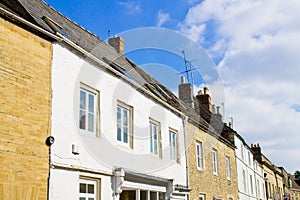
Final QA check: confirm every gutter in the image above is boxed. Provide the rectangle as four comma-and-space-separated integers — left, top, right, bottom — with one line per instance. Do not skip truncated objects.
0, 7, 60, 41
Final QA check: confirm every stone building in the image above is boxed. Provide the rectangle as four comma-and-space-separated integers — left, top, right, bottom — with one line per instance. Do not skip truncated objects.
251, 144, 284, 200
178, 80, 238, 200
0, 1, 54, 199
1, 0, 193, 199
280, 168, 300, 200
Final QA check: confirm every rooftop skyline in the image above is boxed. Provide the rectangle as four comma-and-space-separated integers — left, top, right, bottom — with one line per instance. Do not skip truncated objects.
43, 0, 300, 173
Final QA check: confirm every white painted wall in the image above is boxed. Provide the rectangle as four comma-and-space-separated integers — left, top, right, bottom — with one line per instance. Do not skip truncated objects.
50, 43, 187, 199
235, 135, 265, 200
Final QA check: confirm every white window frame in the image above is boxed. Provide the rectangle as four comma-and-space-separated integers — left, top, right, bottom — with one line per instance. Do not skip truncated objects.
212, 149, 218, 175
199, 194, 206, 200
250, 174, 254, 195
226, 156, 231, 180
79, 178, 98, 200
79, 85, 98, 135
257, 179, 261, 198
149, 119, 161, 156
243, 169, 247, 193
169, 129, 179, 163
196, 141, 204, 170
248, 151, 251, 167
241, 144, 244, 160
117, 101, 133, 147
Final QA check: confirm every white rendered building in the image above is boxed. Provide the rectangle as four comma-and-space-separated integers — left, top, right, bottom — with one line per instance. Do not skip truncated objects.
235, 134, 266, 200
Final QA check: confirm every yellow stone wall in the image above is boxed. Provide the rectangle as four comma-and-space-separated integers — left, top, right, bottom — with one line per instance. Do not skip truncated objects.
264, 165, 284, 200
0, 17, 52, 199
187, 122, 239, 200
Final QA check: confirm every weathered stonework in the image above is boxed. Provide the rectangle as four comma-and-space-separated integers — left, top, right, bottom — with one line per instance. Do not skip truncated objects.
187, 122, 239, 200
0, 17, 52, 199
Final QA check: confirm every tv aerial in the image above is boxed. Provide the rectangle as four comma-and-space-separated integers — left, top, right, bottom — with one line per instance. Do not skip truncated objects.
178, 50, 199, 85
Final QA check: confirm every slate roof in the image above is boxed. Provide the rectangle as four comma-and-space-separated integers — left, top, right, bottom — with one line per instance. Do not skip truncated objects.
0, 0, 235, 146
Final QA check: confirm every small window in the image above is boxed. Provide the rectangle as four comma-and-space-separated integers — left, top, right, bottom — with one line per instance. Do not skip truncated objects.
117, 101, 133, 147
196, 141, 203, 170
241, 144, 244, 160
80, 86, 98, 135
212, 149, 218, 175
199, 194, 206, 200
243, 169, 247, 193
257, 179, 260, 197
226, 156, 231, 180
169, 129, 179, 163
248, 151, 251, 167
79, 178, 98, 200
250, 174, 254, 195
149, 119, 161, 157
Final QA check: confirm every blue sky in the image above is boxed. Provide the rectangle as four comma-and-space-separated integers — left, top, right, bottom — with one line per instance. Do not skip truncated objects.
44, 0, 300, 173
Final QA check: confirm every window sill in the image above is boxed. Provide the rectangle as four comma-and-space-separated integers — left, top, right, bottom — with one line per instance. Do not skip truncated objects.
116, 141, 132, 150
79, 130, 98, 138
197, 167, 204, 171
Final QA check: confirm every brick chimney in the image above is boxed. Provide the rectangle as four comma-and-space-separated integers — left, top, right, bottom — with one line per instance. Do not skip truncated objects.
251, 143, 261, 154
196, 87, 212, 112
178, 76, 195, 109
108, 36, 124, 55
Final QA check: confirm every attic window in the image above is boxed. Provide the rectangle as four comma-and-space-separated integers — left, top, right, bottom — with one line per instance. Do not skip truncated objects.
42, 16, 69, 38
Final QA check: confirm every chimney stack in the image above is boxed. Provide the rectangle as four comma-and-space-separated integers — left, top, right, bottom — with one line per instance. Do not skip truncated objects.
251, 143, 261, 155
196, 87, 212, 112
108, 36, 124, 55
178, 76, 195, 109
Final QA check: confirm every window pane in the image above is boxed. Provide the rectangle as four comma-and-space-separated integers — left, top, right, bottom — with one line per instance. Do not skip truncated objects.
88, 94, 94, 113
88, 198, 94, 200
88, 184, 94, 194
154, 139, 157, 154
150, 191, 157, 200
88, 113, 94, 132
80, 110, 86, 129
80, 90, 86, 109
80, 183, 86, 193
79, 198, 86, 200
117, 125, 122, 141
123, 127, 128, 143
123, 109, 128, 126
150, 131, 153, 153
159, 192, 165, 200
117, 107, 121, 124
140, 190, 148, 200
153, 126, 157, 139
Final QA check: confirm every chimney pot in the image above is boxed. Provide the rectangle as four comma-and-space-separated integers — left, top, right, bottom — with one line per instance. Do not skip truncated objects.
197, 90, 202, 95
216, 106, 220, 114
228, 122, 232, 128
180, 76, 185, 84
203, 87, 209, 95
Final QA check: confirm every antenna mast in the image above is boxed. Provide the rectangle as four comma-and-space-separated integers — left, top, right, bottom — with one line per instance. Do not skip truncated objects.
179, 50, 197, 85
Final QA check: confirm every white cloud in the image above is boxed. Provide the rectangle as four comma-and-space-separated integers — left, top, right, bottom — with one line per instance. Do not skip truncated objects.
156, 10, 170, 27
119, 1, 142, 15
179, 0, 300, 173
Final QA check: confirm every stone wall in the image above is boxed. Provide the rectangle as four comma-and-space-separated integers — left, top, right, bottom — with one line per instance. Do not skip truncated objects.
0, 17, 52, 199
187, 122, 239, 200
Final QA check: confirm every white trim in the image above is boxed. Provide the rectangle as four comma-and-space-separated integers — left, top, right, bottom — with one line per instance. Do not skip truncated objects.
122, 180, 166, 192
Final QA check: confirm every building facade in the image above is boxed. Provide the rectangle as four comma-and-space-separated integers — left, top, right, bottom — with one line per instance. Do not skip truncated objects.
186, 121, 238, 200
252, 144, 284, 200
234, 136, 267, 200
0, 5, 53, 199
178, 81, 238, 200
